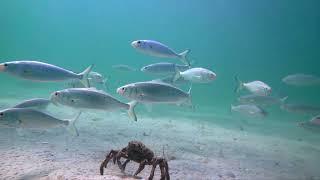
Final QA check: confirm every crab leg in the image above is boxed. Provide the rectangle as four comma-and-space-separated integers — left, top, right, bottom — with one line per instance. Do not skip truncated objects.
159, 160, 170, 180
164, 160, 170, 180
160, 163, 166, 180
148, 161, 158, 180
121, 159, 130, 171
100, 150, 118, 175
134, 159, 147, 176
116, 151, 128, 172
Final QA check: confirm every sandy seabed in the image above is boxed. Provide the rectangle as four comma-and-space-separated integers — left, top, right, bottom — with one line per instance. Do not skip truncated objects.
0, 100, 320, 180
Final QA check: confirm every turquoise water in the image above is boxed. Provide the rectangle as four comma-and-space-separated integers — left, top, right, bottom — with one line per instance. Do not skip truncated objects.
0, 1, 320, 179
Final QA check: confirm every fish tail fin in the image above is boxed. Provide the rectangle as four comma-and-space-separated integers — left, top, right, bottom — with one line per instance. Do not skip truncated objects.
67, 111, 82, 136
127, 101, 138, 121
103, 78, 108, 90
280, 96, 288, 104
185, 84, 195, 110
188, 83, 192, 95
230, 104, 235, 114
178, 49, 191, 66
189, 59, 195, 68
260, 107, 268, 117
234, 75, 243, 93
173, 66, 182, 82
78, 64, 94, 88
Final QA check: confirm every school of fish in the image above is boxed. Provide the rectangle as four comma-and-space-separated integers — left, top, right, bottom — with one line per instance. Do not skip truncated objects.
0, 39, 319, 137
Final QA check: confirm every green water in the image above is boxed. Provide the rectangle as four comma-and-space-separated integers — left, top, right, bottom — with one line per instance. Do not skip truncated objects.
0, 1, 320, 179
1, 0, 319, 124
1, 1, 319, 101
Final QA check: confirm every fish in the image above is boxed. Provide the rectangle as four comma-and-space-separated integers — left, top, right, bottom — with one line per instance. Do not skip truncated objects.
298, 115, 320, 130
65, 72, 107, 89
50, 88, 138, 121
237, 95, 287, 106
282, 74, 320, 86
88, 71, 108, 89
112, 64, 136, 72
0, 61, 93, 87
131, 40, 191, 66
141, 62, 189, 76
231, 104, 267, 118
117, 81, 192, 107
173, 67, 216, 83
12, 98, 50, 110
281, 103, 320, 115
0, 108, 80, 136
309, 115, 320, 126
88, 71, 107, 84
235, 76, 271, 96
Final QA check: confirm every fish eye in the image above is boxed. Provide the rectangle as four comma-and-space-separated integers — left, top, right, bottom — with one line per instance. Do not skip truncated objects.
0, 112, 3, 116
137, 41, 141, 44
122, 87, 125, 91
4, 63, 8, 67
54, 92, 59, 96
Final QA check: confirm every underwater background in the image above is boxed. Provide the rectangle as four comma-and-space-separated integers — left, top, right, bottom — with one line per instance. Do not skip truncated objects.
0, 0, 320, 179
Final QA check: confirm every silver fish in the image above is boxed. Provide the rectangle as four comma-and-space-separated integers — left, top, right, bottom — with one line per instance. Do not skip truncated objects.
173, 67, 216, 83
112, 64, 136, 72
282, 74, 320, 86
231, 104, 267, 118
131, 40, 191, 66
66, 72, 107, 89
308, 115, 320, 126
117, 81, 192, 107
281, 103, 320, 115
0, 108, 80, 135
298, 115, 320, 130
88, 71, 108, 90
0, 61, 93, 87
89, 71, 107, 84
141, 62, 189, 76
237, 95, 287, 106
13, 98, 50, 110
50, 88, 138, 121
235, 76, 271, 96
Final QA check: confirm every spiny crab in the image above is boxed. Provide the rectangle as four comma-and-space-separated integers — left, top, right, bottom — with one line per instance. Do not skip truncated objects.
100, 141, 170, 180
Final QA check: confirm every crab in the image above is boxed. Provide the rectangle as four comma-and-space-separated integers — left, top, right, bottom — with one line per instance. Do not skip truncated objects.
100, 141, 170, 180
